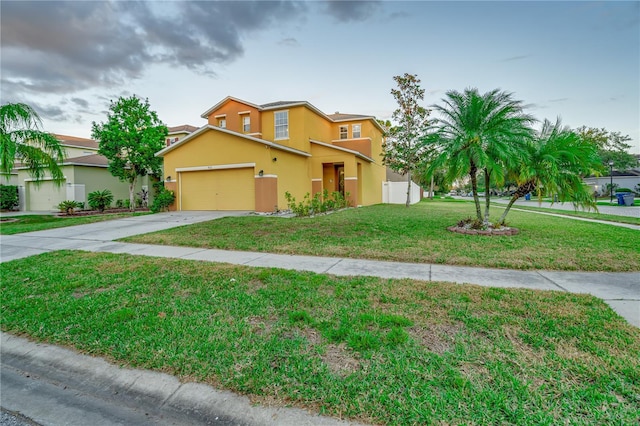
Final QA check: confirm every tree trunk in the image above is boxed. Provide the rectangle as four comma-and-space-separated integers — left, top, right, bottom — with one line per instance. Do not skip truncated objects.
498, 180, 535, 223
484, 169, 491, 224
469, 161, 482, 221
405, 170, 412, 207
429, 174, 434, 200
129, 175, 137, 211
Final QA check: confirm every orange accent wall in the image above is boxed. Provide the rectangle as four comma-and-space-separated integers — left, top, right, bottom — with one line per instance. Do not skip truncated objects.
312, 180, 322, 196
344, 179, 358, 207
206, 99, 261, 135
255, 176, 278, 212
332, 139, 372, 158
164, 181, 177, 211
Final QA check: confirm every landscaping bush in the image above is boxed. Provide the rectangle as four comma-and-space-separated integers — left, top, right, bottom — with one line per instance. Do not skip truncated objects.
0, 185, 19, 210
150, 188, 175, 213
615, 187, 633, 193
115, 199, 125, 209
57, 200, 82, 215
285, 189, 350, 217
87, 189, 114, 213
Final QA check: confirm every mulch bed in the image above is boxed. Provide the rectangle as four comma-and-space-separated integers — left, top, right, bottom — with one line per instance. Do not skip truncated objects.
447, 225, 519, 236
58, 208, 149, 217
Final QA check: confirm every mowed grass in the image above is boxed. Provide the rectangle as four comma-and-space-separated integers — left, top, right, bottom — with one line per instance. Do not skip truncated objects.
0, 212, 150, 235
122, 201, 640, 271
1, 251, 638, 425
493, 203, 640, 226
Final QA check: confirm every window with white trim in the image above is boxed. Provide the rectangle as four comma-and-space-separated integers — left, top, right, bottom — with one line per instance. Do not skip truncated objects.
243, 116, 250, 133
218, 118, 226, 129
352, 124, 361, 138
339, 125, 348, 139
274, 110, 288, 139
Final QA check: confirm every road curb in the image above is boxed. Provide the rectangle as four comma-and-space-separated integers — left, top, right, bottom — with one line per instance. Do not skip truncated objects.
0, 332, 364, 426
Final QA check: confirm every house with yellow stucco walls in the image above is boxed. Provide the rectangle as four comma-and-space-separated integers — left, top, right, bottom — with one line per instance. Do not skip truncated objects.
156, 96, 387, 212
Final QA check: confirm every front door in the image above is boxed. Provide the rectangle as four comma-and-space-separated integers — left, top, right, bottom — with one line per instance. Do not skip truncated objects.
335, 165, 345, 196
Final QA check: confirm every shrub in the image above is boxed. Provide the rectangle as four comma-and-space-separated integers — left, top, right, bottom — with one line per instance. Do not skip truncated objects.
151, 188, 175, 213
57, 200, 81, 215
285, 190, 350, 217
137, 188, 148, 208
0, 185, 19, 210
615, 187, 633, 193
88, 189, 114, 213
115, 199, 125, 209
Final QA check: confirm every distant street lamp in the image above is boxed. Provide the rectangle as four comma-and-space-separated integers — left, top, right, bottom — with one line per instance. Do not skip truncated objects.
609, 160, 614, 204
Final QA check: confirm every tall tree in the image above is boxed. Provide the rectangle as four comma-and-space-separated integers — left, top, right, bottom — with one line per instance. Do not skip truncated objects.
0, 102, 65, 183
92, 96, 167, 211
576, 127, 637, 171
498, 119, 601, 223
428, 88, 535, 223
383, 73, 431, 207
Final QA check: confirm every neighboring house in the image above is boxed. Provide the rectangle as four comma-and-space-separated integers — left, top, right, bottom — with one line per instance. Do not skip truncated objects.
157, 96, 387, 212
383, 168, 423, 204
165, 124, 198, 147
584, 169, 640, 195
14, 134, 151, 211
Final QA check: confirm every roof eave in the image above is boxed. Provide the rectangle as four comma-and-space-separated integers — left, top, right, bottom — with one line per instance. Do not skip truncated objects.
309, 139, 375, 163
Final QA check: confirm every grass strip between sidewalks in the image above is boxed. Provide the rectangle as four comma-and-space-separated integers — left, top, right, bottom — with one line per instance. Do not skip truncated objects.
122, 202, 640, 272
491, 203, 640, 226
0, 212, 150, 235
2, 251, 639, 425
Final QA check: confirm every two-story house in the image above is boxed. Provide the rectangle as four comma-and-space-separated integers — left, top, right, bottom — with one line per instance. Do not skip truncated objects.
157, 96, 387, 212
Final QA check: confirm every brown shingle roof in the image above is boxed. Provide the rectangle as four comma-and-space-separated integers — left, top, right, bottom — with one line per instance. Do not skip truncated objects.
62, 154, 109, 167
327, 113, 372, 121
168, 124, 198, 134
260, 101, 304, 109
54, 134, 99, 149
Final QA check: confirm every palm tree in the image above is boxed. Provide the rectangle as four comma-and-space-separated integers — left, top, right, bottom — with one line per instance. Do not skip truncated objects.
0, 102, 65, 183
428, 88, 535, 223
498, 119, 602, 224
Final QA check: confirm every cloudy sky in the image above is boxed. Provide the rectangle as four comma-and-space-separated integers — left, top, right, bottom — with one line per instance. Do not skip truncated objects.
2, 0, 638, 153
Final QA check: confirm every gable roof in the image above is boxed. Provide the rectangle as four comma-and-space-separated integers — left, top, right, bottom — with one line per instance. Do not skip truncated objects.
168, 124, 198, 134
62, 154, 109, 167
327, 113, 372, 122
200, 96, 262, 119
156, 125, 311, 158
200, 96, 384, 132
54, 134, 99, 150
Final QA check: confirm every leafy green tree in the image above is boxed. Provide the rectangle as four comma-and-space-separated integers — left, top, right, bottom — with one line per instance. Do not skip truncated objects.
428, 88, 535, 223
383, 73, 431, 207
498, 119, 601, 223
92, 96, 167, 211
576, 127, 638, 171
0, 102, 65, 183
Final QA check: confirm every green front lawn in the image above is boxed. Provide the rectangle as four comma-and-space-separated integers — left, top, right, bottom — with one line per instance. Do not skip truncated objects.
0, 212, 150, 235
122, 202, 640, 272
2, 251, 638, 425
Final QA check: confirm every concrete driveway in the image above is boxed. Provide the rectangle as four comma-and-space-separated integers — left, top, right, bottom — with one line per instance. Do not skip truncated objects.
0, 211, 249, 262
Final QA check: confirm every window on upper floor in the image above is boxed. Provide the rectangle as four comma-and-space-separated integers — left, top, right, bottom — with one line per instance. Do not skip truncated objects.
352, 124, 361, 138
218, 118, 226, 129
339, 125, 348, 140
275, 110, 288, 139
243, 116, 251, 133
